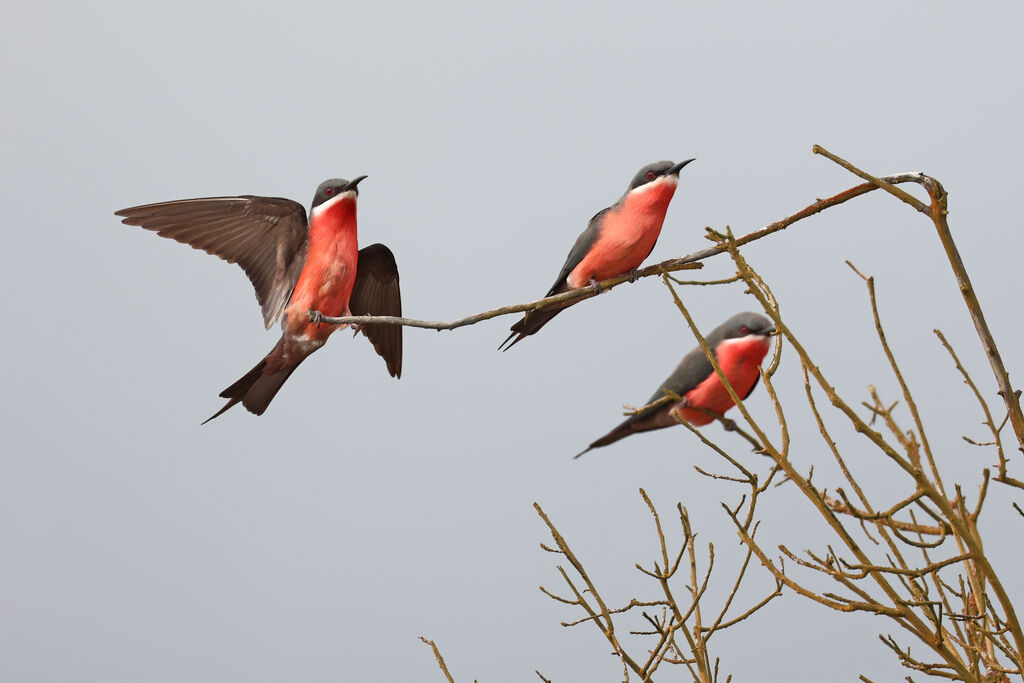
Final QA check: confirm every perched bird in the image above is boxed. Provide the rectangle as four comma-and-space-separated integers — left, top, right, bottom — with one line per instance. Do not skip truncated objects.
575, 312, 775, 458
116, 177, 402, 422
500, 159, 694, 350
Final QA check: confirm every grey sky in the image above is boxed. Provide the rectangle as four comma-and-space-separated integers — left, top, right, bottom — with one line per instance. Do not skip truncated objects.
3, 1, 1022, 680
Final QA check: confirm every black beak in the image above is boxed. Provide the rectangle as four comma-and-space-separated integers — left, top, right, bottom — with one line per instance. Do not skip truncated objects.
668, 159, 695, 176
345, 175, 368, 191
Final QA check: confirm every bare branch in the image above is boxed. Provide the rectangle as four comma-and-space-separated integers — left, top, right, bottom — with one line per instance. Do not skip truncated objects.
534, 503, 656, 680
846, 262, 945, 498
814, 144, 1024, 455
465, 149, 1024, 681
822, 490, 949, 537
419, 637, 457, 683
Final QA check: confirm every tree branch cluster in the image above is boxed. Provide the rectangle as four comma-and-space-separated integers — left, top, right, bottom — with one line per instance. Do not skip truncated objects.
409, 147, 1024, 682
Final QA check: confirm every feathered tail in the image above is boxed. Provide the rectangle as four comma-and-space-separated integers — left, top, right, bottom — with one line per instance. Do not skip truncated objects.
498, 308, 567, 351
499, 282, 575, 351
574, 402, 678, 458
202, 339, 305, 423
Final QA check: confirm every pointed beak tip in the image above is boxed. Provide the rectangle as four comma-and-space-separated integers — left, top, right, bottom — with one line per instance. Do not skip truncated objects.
669, 158, 696, 175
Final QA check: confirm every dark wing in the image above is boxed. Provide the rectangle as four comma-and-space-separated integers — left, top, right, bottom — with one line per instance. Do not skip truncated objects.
740, 374, 761, 400
498, 208, 609, 351
575, 343, 716, 458
574, 396, 677, 458
545, 207, 609, 295
116, 195, 309, 329
646, 344, 715, 405
350, 243, 402, 378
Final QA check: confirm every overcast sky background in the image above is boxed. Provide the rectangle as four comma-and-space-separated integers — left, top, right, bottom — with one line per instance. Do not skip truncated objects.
3, 2, 1023, 681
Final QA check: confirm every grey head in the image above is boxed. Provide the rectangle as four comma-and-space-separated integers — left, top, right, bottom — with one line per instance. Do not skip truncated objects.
709, 312, 776, 345
626, 159, 695, 192
312, 176, 368, 208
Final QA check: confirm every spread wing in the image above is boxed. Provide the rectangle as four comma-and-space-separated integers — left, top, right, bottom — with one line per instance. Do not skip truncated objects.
116, 195, 310, 329
350, 243, 402, 378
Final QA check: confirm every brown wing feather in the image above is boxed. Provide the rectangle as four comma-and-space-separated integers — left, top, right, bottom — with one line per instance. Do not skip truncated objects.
116, 195, 309, 329
350, 243, 402, 378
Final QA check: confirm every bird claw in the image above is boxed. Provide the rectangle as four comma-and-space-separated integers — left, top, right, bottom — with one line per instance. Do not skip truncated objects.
722, 418, 738, 432
589, 278, 603, 294
628, 268, 639, 283
308, 310, 323, 327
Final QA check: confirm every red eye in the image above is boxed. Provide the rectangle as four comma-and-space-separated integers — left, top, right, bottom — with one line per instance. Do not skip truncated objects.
647, 171, 655, 179
325, 187, 334, 195
740, 325, 750, 334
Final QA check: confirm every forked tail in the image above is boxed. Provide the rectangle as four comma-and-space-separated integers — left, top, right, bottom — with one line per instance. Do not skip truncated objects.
573, 402, 678, 458
202, 340, 304, 423
498, 307, 566, 351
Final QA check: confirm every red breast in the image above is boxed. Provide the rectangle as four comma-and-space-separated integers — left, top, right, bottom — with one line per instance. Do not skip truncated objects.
285, 193, 360, 340
674, 335, 772, 425
567, 177, 678, 288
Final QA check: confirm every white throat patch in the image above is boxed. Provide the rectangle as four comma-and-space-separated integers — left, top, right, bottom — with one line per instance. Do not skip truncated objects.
311, 190, 357, 218
629, 173, 679, 196
718, 333, 770, 350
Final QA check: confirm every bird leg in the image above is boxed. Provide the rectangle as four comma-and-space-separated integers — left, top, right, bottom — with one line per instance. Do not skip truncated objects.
588, 278, 603, 294
308, 309, 324, 327
628, 267, 640, 283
